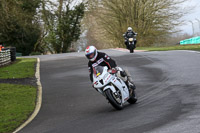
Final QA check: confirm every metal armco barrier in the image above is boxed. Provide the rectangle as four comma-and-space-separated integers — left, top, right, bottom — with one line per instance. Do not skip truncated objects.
10, 47, 16, 61
0, 49, 11, 67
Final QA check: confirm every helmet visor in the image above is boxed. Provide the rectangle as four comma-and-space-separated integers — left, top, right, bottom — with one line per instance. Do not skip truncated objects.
86, 52, 95, 60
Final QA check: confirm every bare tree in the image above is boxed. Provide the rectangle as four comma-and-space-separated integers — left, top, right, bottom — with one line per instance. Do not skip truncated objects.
84, 0, 190, 48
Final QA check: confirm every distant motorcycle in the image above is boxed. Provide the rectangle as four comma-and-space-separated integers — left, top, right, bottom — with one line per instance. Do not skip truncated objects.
123, 34, 137, 53
92, 66, 137, 110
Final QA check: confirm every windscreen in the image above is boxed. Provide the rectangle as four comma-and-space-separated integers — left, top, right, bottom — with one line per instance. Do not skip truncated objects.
94, 66, 104, 76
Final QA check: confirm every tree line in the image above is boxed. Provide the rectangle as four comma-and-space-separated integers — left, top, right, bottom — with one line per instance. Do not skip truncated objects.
0, 0, 85, 55
0, 0, 191, 55
84, 0, 190, 48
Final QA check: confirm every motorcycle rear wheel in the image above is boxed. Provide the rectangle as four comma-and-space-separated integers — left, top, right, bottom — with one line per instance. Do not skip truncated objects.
127, 90, 137, 104
105, 89, 123, 110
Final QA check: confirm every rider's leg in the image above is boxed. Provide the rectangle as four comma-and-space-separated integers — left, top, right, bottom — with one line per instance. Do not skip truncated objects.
134, 40, 137, 48
124, 69, 136, 90
116, 67, 136, 90
124, 40, 128, 49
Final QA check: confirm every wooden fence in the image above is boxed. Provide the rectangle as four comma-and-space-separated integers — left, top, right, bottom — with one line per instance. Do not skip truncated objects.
0, 49, 11, 67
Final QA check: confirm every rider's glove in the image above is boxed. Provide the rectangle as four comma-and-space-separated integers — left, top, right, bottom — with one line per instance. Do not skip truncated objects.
108, 68, 117, 74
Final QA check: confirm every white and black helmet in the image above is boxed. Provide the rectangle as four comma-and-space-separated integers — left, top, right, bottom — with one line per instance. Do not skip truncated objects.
85, 46, 98, 61
127, 27, 133, 32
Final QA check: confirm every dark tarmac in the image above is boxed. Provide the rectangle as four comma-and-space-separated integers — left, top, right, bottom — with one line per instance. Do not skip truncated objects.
20, 50, 200, 133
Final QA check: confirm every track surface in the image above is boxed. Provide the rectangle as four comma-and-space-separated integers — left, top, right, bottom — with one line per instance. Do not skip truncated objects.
20, 50, 200, 133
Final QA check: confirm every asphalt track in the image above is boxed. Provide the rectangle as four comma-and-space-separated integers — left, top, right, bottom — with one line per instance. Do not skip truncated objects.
20, 49, 200, 133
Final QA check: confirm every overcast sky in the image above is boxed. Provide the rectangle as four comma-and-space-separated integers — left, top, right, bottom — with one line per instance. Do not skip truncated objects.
179, 0, 200, 35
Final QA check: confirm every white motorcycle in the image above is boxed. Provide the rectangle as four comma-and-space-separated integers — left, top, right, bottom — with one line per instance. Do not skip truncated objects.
93, 66, 137, 110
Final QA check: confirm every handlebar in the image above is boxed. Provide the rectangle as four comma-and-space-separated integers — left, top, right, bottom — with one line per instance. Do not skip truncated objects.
108, 68, 117, 74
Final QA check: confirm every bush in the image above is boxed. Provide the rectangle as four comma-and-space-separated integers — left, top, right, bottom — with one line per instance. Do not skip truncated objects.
30, 52, 41, 55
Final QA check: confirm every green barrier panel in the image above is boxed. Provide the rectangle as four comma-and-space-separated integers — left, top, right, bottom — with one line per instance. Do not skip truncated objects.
180, 41, 184, 45
192, 38, 196, 44
186, 39, 191, 44
180, 36, 200, 45
193, 37, 200, 44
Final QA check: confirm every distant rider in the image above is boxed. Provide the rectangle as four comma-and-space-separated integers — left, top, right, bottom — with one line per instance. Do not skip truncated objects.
85, 45, 135, 90
124, 27, 137, 49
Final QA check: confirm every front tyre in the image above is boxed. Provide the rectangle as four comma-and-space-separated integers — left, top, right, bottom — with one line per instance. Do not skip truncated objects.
105, 89, 123, 110
130, 45, 134, 53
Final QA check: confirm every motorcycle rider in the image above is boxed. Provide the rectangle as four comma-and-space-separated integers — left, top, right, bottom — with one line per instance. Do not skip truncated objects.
85, 45, 135, 90
124, 27, 137, 49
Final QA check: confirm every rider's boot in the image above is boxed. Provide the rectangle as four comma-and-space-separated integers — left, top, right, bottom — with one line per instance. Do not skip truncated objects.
127, 76, 136, 90
120, 70, 136, 91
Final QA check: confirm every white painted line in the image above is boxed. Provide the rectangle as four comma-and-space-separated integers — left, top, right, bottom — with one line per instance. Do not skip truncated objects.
13, 58, 42, 133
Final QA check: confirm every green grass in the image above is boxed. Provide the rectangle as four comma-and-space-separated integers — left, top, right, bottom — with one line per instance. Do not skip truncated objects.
136, 44, 200, 51
0, 84, 37, 133
0, 58, 37, 79
0, 58, 37, 132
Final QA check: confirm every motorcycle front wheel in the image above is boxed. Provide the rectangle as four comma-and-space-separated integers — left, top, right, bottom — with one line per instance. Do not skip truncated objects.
130, 45, 134, 53
105, 89, 123, 110
130, 49, 134, 53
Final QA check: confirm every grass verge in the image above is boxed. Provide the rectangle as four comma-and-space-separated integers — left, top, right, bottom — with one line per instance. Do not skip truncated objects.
137, 44, 200, 51
0, 84, 37, 133
0, 58, 37, 133
0, 58, 37, 79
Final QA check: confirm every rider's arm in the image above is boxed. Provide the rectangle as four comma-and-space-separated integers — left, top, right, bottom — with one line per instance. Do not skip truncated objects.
125, 32, 128, 38
102, 53, 117, 69
132, 31, 137, 35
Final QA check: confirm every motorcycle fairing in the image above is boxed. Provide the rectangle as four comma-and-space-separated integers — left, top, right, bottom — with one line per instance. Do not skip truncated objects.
93, 66, 130, 104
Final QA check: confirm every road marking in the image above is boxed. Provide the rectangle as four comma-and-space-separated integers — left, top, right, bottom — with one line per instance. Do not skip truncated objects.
13, 58, 42, 133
